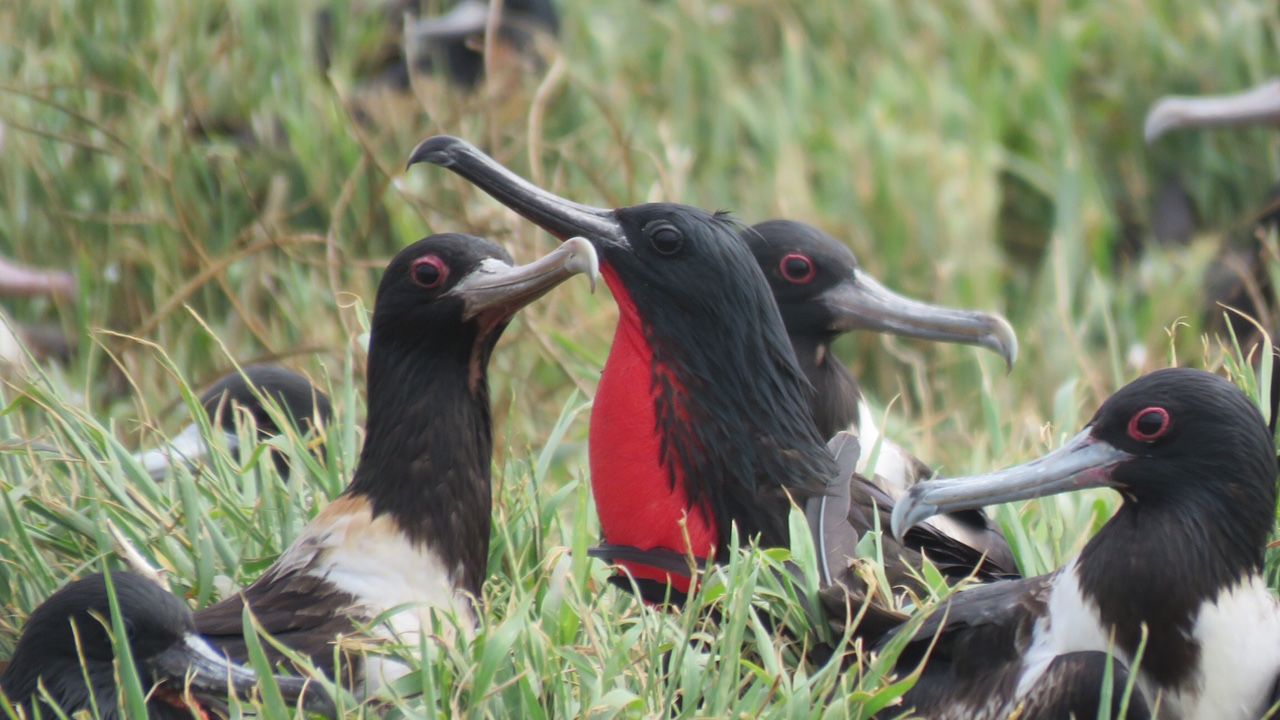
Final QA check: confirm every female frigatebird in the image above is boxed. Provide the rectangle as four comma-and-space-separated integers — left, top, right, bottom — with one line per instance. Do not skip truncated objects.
891, 368, 1279, 719
745, 220, 1016, 571
192, 234, 597, 687
137, 365, 333, 481
1, 571, 334, 718
407, 137, 1011, 608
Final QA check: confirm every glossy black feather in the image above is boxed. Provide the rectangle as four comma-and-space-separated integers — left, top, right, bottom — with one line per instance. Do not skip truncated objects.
604, 206, 836, 551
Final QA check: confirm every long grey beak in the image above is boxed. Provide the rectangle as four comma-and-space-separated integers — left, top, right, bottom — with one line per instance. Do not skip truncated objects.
0, 257, 75, 299
149, 634, 336, 717
824, 270, 1018, 370
134, 423, 239, 482
1145, 79, 1280, 143
891, 428, 1130, 541
448, 236, 599, 323
406, 136, 626, 247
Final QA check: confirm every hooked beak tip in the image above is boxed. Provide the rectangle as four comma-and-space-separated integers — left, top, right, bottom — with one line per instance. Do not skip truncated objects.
407, 135, 468, 171
988, 315, 1018, 371
1143, 99, 1180, 144
564, 236, 600, 292
889, 494, 930, 542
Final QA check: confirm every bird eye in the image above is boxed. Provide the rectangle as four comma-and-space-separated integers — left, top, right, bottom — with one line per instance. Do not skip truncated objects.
779, 253, 816, 284
411, 255, 449, 289
1127, 407, 1170, 442
648, 224, 684, 256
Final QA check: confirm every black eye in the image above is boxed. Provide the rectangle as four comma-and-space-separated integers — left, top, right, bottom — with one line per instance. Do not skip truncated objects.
1127, 407, 1170, 442
649, 224, 684, 256
779, 253, 815, 284
411, 255, 449, 289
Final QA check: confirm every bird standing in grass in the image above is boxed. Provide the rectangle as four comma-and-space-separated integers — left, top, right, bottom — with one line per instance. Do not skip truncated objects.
192, 234, 598, 689
409, 137, 1010, 621
892, 368, 1278, 719
1, 571, 335, 719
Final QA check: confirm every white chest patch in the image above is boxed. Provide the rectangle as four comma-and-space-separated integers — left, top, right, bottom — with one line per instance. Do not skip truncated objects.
1016, 561, 1113, 698
276, 495, 474, 690
1165, 575, 1280, 720
1016, 563, 1280, 720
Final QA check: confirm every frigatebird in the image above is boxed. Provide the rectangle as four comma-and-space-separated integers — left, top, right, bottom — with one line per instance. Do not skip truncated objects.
191, 235, 597, 687
408, 0, 559, 89
1, 571, 334, 718
745, 219, 1016, 572
891, 368, 1279, 719
407, 137, 1011, 611
137, 365, 333, 481
1145, 80, 1280, 428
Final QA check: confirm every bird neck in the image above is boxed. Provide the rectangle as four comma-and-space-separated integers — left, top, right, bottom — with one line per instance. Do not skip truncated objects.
589, 266, 717, 591
345, 329, 493, 597
790, 332, 862, 439
589, 263, 835, 579
1075, 488, 1269, 689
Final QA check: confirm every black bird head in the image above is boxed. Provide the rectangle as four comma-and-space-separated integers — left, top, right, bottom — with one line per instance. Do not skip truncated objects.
199, 365, 333, 444
139, 365, 333, 482
408, 137, 836, 557
366, 232, 595, 373
0, 572, 334, 718
745, 220, 1016, 369
894, 368, 1277, 565
1145, 79, 1280, 143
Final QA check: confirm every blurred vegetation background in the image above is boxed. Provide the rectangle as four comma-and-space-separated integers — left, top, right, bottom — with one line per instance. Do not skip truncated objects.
1, 0, 1279, 715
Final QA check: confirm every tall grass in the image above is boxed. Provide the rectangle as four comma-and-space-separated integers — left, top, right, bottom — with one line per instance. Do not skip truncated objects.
1, 0, 1279, 715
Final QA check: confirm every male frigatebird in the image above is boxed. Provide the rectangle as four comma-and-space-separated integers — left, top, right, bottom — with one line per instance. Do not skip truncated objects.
137, 365, 333, 481
745, 219, 1016, 571
407, 137, 1011, 610
192, 235, 597, 688
891, 368, 1278, 719
1, 571, 334, 718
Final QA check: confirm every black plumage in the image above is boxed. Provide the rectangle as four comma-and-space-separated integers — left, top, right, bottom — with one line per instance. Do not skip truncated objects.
1, 572, 333, 719
891, 368, 1279, 719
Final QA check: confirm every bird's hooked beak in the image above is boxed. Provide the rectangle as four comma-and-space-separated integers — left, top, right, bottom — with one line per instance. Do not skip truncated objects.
0, 256, 75, 299
1145, 79, 1280, 143
821, 270, 1018, 370
447, 236, 600, 324
407, 136, 627, 248
890, 428, 1130, 541
148, 634, 336, 717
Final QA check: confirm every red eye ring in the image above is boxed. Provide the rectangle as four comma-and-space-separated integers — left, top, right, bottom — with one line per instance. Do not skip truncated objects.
411, 255, 449, 289
1127, 406, 1170, 442
779, 253, 816, 284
